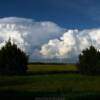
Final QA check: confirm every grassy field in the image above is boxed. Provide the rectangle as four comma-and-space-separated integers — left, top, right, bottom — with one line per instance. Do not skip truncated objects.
28, 64, 77, 73
0, 64, 100, 99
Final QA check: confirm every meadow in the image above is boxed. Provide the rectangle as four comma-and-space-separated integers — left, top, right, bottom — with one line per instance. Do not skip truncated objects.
0, 64, 100, 99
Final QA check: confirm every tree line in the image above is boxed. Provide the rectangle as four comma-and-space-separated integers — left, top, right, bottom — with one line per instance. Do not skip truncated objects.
0, 39, 100, 75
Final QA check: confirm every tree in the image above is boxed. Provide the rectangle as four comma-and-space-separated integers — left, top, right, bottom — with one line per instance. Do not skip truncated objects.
77, 45, 100, 75
0, 39, 28, 75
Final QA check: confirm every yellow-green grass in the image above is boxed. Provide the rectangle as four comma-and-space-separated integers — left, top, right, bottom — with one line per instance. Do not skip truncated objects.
28, 64, 77, 73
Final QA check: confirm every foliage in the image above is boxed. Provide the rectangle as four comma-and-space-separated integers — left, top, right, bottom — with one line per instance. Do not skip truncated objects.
0, 39, 28, 75
77, 45, 100, 75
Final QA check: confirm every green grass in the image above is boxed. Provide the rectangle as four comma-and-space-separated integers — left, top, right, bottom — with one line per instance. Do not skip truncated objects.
28, 64, 77, 72
0, 74, 100, 92
0, 64, 100, 99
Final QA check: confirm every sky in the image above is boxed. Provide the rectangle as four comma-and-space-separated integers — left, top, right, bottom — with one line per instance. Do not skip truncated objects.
0, 0, 100, 63
0, 0, 100, 29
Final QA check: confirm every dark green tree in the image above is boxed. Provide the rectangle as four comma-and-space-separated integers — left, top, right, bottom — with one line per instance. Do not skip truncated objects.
0, 39, 28, 75
77, 45, 100, 75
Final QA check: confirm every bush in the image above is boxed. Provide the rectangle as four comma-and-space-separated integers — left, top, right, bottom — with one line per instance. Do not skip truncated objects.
77, 45, 100, 75
0, 39, 28, 75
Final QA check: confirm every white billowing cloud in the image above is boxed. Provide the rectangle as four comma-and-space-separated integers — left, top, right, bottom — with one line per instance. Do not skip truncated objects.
1, 17, 100, 63
40, 30, 77, 58
40, 29, 100, 62
0, 17, 65, 61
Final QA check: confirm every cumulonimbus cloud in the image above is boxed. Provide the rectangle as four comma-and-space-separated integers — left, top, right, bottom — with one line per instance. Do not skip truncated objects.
0, 17, 65, 62
1, 17, 100, 63
40, 29, 100, 62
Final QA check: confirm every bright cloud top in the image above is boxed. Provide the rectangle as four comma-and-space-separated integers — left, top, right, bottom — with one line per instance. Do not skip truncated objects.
40, 29, 100, 62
